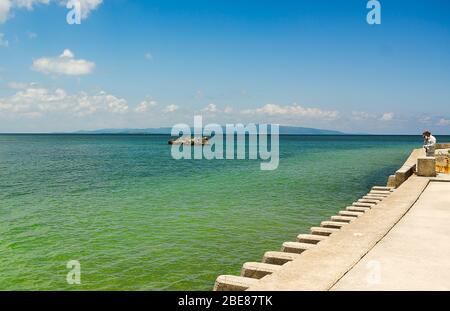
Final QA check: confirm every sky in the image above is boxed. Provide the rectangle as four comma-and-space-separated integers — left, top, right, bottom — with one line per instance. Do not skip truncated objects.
0, 0, 449, 134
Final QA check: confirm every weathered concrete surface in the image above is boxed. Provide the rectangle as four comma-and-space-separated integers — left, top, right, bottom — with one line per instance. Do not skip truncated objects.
436, 143, 450, 149
241, 262, 281, 279
435, 149, 450, 174
417, 157, 437, 177
214, 275, 259, 291
297, 234, 327, 244
332, 181, 450, 291
310, 227, 339, 236
338, 211, 363, 217
395, 148, 425, 187
387, 175, 396, 188
281, 242, 314, 254
247, 176, 429, 291
263, 251, 300, 265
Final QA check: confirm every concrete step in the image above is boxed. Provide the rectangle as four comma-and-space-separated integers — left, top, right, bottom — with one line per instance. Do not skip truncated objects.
213, 275, 259, 291
358, 199, 379, 204
369, 191, 390, 196
241, 262, 282, 279
330, 215, 354, 223
352, 202, 375, 208
371, 188, 392, 192
372, 186, 394, 191
321, 221, 348, 229
338, 210, 364, 217
364, 193, 384, 198
281, 241, 315, 254
310, 227, 340, 236
262, 251, 300, 265
346, 206, 371, 212
367, 194, 389, 199
363, 195, 384, 200
296, 234, 327, 244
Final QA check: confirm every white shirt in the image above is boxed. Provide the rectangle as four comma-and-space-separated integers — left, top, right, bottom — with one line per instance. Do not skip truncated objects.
424, 135, 436, 148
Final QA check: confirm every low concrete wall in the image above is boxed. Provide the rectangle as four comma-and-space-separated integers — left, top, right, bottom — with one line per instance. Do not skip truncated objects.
394, 148, 425, 188
393, 143, 450, 187
436, 143, 450, 149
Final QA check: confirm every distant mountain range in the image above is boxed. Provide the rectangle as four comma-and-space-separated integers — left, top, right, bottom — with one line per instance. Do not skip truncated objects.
74, 126, 344, 135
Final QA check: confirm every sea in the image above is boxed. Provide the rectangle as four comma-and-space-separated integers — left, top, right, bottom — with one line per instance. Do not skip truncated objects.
0, 134, 447, 290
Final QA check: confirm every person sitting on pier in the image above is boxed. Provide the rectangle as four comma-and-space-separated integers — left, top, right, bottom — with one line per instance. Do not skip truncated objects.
422, 131, 436, 156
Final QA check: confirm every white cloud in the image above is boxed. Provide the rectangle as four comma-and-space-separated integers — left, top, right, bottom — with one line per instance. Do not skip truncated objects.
135, 99, 157, 113
242, 103, 339, 121
0, 0, 49, 23
32, 49, 95, 76
3, 85, 436, 134
164, 104, 179, 113
418, 115, 432, 124
63, 0, 102, 19
7, 81, 29, 89
351, 111, 371, 120
0, 33, 8, 47
201, 103, 218, 113
13, 0, 49, 10
0, 0, 12, 23
380, 112, 394, 121
0, 86, 128, 117
0, 0, 102, 24
437, 118, 450, 126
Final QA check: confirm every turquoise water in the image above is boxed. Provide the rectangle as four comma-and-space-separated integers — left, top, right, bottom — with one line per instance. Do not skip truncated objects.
0, 135, 444, 290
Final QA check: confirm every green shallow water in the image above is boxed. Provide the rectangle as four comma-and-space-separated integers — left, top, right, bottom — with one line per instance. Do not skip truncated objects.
0, 134, 445, 290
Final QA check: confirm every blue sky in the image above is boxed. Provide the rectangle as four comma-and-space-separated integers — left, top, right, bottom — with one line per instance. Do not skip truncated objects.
0, 0, 449, 133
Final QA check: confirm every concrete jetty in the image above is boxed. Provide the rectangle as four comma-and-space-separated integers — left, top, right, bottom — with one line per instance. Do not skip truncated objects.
213, 145, 450, 291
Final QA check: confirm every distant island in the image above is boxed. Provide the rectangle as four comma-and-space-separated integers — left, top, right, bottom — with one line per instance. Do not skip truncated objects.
73, 126, 345, 135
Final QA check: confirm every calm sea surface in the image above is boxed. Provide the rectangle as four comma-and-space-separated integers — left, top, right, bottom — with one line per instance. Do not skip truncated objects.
0, 134, 446, 290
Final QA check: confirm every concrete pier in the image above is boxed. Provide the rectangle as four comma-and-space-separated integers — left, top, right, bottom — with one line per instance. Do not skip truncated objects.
332, 180, 450, 290
213, 145, 450, 291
